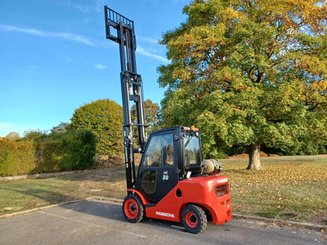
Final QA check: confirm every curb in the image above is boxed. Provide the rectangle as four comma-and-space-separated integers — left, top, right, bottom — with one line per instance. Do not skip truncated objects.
0, 169, 95, 182
0, 199, 83, 219
87, 196, 122, 204
0, 196, 121, 220
232, 213, 326, 233
1, 196, 326, 233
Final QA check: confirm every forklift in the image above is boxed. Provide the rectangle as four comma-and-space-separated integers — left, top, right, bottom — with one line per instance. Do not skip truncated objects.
104, 6, 232, 233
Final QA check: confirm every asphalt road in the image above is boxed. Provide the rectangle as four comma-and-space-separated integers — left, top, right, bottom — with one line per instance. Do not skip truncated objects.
0, 199, 325, 245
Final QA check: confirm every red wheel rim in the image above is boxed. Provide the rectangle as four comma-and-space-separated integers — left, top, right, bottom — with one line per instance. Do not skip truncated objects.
124, 199, 139, 219
185, 211, 198, 228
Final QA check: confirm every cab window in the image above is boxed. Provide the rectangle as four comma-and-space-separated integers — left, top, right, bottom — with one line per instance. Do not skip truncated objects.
184, 134, 201, 168
142, 133, 174, 167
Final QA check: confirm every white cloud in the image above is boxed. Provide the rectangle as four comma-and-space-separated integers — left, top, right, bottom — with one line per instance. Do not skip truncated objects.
54, 32, 94, 46
27, 65, 44, 74
0, 24, 44, 35
94, 64, 107, 70
0, 24, 95, 46
95, 0, 105, 13
65, 56, 73, 63
65, 0, 104, 13
136, 46, 169, 63
65, 1, 89, 13
138, 36, 160, 45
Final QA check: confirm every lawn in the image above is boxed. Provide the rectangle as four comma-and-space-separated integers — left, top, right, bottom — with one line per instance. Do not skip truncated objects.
0, 155, 326, 225
224, 155, 327, 225
0, 168, 126, 214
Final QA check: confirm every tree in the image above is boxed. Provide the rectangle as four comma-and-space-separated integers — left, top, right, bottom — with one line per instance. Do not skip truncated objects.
51, 122, 71, 134
143, 99, 160, 130
131, 99, 160, 133
24, 130, 48, 141
158, 0, 327, 170
71, 99, 123, 157
5, 132, 20, 141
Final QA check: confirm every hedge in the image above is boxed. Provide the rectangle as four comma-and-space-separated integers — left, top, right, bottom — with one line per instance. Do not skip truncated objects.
0, 130, 96, 176
0, 139, 36, 176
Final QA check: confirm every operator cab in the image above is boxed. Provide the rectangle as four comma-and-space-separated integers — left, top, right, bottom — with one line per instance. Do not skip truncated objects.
135, 126, 202, 203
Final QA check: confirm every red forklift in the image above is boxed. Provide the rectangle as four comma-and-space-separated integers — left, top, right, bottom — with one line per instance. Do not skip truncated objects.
104, 6, 232, 233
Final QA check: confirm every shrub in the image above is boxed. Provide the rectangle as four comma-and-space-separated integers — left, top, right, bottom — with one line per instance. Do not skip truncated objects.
0, 139, 36, 176
0, 130, 96, 176
57, 129, 96, 171
71, 99, 123, 157
35, 129, 96, 173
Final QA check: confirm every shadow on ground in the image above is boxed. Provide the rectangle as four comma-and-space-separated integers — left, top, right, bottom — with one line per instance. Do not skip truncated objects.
60, 199, 186, 232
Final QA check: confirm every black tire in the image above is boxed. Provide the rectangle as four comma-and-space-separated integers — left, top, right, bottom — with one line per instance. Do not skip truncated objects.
181, 204, 207, 233
122, 194, 144, 223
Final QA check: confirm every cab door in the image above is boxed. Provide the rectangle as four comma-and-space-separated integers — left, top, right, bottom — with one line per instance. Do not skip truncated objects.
136, 130, 179, 203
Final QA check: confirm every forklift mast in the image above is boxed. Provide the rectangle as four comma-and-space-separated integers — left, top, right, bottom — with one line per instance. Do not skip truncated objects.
104, 6, 146, 189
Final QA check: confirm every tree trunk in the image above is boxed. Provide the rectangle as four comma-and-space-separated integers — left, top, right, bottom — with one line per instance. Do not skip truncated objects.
246, 144, 262, 170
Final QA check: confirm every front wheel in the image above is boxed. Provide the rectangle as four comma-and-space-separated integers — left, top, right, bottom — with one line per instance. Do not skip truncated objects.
181, 204, 207, 233
122, 194, 144, 223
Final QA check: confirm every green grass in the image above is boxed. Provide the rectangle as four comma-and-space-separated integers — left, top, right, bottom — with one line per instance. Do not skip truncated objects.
0, 168, 126, 215
0, 155, 326, 225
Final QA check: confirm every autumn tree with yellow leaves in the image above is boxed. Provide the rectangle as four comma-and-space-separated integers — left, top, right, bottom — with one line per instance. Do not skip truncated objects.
158, 0, 327, 170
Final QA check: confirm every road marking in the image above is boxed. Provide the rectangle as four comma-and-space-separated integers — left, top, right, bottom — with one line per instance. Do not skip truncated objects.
38, 211, 146, 238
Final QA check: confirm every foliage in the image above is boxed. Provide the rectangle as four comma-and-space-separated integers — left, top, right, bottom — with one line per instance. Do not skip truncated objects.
141, 99, 160, 130
35, 129, 96, 172
24, 130, 48, 141
5, 132, 20, 141
0, 130, 96, 176
158, 0, 327, 169
0, 139, 35, 176
131, 99, 160, 143
71, 99, 123, 157
51, 122, 71, 134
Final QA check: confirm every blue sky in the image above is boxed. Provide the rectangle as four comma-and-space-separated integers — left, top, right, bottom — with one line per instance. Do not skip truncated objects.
0, 0, 190, 136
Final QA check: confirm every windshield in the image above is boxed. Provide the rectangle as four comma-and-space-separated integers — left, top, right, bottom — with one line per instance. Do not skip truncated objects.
184, 134, 201, 168
141, 133, 174, 167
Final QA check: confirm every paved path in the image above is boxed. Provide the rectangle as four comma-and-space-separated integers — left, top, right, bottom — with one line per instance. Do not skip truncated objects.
0, 199, 325, 245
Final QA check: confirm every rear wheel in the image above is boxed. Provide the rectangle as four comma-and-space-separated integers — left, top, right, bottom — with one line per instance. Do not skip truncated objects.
181, 204, 207, 233
122, 194, 144, 223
